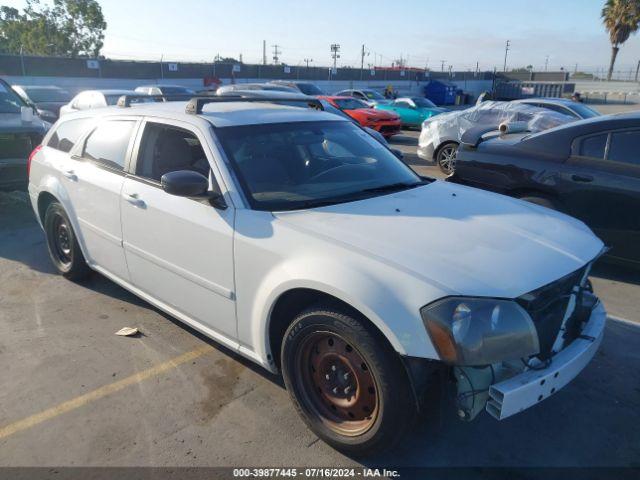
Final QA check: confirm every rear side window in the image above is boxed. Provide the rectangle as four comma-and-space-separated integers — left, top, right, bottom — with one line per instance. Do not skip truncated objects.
48, 119, 89, 153
579, 134, 607, 159
608, 130, 640, 166
83, 120, 136, 171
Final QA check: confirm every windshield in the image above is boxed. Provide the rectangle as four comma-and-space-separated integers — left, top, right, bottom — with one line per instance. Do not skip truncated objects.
297, 83, 324, 95
0, 82, 27, 113
216, 120, 421, 211
20, 87, 72, 103
568, 103, 600, 119
413, 97, 436, 108
334, 98, 369, 110
363, 90, 385, 100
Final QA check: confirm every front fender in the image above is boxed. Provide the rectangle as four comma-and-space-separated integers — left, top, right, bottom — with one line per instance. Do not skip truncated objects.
233, 214, 447, 369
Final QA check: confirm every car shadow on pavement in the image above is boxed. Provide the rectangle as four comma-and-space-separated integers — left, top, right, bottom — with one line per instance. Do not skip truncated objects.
591, 261, 640, 287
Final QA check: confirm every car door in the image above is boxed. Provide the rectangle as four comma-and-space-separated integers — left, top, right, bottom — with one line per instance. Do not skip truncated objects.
564, 129, 640, 263
63, 117, 138, 280
120, 119, 237, 339
394, 100, 419, 126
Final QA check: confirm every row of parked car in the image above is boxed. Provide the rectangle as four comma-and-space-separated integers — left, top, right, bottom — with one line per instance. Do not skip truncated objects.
2, 77, 638, 265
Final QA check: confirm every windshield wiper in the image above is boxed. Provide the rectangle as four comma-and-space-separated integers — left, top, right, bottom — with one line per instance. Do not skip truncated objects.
357, 180, 427, 195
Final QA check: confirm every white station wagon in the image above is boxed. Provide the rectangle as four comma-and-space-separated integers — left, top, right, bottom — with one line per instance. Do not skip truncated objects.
27, 96, 607, 455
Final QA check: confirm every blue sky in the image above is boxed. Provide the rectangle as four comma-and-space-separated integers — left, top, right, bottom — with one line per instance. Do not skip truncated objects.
4, 0, 640, 73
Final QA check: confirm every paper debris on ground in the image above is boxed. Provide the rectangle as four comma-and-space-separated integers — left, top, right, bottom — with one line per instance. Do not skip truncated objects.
115, 327, 139, 337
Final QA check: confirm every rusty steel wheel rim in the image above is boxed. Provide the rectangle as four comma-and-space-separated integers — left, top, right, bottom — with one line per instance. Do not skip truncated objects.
297, 332, 379, 436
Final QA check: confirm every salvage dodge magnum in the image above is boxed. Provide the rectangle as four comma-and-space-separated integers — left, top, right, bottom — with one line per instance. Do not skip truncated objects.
27, 96, 607, 455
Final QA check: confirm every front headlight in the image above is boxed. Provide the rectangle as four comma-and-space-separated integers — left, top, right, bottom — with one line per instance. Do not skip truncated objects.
421, 297, 539, 365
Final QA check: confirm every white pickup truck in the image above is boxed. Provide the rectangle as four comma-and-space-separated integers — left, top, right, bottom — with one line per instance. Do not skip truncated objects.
27, 96, 607, 455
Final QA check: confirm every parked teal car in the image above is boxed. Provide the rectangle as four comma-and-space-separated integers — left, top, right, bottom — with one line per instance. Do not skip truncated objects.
375, 97, 448, 128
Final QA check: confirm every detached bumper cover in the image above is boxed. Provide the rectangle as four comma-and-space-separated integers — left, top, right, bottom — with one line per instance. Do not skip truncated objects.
486, 298, 606, 420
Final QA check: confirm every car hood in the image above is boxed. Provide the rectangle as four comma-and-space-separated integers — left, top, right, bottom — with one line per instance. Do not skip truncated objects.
274, 181, 603, 298
0, 113, 49, 134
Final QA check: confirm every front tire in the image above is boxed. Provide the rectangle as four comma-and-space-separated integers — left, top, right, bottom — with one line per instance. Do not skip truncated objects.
281, 303, 415, 456
435, 142, 458, 174
44, 202, 91, 280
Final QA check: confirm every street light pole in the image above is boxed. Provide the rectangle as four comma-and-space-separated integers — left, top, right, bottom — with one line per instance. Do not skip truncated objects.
503, 40, 510, 72
19, 46, 26, 76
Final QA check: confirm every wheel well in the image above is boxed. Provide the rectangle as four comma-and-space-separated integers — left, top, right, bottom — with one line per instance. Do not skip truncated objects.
268, 288, 390, 370
509, 188, 561, 206
37, 192, 58, 224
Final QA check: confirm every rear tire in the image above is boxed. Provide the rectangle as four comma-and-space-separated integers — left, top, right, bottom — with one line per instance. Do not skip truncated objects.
281, 303, 415, 456
44, 202, 91, 280
435, 142, 458, 174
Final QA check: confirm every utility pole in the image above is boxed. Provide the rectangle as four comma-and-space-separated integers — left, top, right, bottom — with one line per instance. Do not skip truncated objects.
360, 44, 367, 81
19, 45, 26, 76
304, 58, 313, 68
503, 40, 510, 72
160, 54, 164, 80
635, 60, 640, 82
544, 55, 549, 72
440, 60, 446, 72
330, 43, 341, 69
272, 44, 282, 64
262, 40, 267, 65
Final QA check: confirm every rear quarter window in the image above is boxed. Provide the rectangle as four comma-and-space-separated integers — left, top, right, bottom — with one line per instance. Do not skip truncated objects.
48, 119, 91, 153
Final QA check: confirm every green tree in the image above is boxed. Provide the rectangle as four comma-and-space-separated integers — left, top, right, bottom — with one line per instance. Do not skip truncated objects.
0, 0, 106, 57
602, 0, 640, 80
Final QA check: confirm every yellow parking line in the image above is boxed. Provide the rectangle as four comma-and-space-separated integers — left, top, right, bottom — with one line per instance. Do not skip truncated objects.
0, 344, 214, 441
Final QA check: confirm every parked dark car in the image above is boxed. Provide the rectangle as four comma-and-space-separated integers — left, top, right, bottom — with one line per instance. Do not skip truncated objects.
134, 84, 196, 101
447, 112, 640, 265
12, 85, 72, 123
0, 78, 50, 191
269, 80, 325, 96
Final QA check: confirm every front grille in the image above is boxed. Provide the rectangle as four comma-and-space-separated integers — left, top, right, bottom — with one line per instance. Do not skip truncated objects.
517, 266, 587, 358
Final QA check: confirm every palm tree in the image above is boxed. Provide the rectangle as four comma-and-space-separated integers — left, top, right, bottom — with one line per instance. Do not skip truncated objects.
602, 0, 640, 80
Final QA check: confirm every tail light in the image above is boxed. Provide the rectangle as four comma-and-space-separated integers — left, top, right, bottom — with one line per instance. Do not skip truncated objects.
27, 144, 43, 178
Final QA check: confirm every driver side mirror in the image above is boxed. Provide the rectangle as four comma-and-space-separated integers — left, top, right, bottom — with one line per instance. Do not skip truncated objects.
160, 170, 227, 209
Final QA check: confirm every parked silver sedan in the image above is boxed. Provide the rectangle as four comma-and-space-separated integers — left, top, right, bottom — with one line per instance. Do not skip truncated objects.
418, 101, 575, 174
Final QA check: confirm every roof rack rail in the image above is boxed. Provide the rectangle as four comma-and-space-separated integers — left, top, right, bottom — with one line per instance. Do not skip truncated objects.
116, 93, 204, 108
184, 96, 323, 115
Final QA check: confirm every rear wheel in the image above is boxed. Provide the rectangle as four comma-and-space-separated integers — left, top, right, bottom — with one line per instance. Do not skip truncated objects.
436, 142, 458, 174
44, 202, 91, 280
281, 304, 415, 456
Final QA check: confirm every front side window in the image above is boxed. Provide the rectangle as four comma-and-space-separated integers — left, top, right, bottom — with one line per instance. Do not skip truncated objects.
135, 123, 210, 182
579, 134, 607, 159
297, 83, 324, 96
363, 90, 385, 100
48, 119, 91, 153
608, 130, 640, 166
394, 101, 412, 108
216, 120, 422, 211
83, 120, 136, 171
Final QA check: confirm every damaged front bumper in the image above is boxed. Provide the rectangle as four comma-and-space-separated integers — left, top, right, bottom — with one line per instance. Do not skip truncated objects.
455, 292, 606, 421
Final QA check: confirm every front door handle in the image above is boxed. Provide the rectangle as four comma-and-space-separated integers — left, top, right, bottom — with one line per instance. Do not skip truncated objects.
125, 193, 146, 208
571, 174, 594, 183
63, 170, 78, 181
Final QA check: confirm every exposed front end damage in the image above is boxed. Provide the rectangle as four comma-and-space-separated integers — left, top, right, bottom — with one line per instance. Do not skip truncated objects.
453, 284, 606, 422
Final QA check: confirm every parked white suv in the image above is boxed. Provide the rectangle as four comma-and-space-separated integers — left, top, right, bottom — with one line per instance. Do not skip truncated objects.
27, 96, 607, 455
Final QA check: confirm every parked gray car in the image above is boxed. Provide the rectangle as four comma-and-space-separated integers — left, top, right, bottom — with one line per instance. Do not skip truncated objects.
12, 85, 72, 123
0, 78, 50, 191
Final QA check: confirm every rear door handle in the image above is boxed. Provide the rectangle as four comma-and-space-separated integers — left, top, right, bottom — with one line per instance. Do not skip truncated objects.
63, 170, 77, 181
571, 174, 594, 183
125, 193, 146, 208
